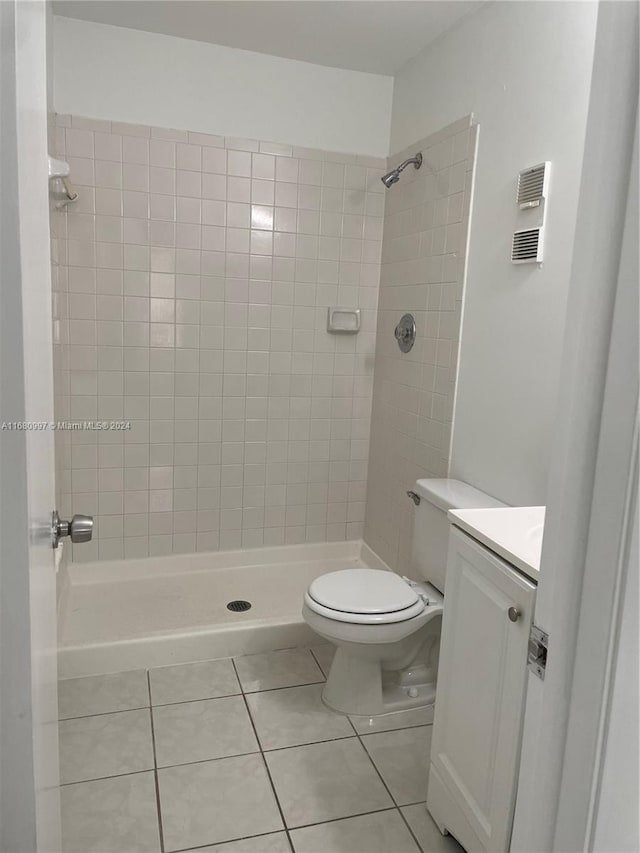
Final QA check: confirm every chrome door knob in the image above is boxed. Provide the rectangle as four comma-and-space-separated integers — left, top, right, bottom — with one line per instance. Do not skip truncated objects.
508, 606, 520, 623
52, 510, 93, 548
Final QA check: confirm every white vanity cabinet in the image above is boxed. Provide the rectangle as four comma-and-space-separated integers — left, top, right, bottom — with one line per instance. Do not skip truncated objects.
427, 525, 536, 853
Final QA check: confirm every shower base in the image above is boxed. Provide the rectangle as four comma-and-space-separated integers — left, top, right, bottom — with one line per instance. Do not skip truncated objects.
57, 540, 387, 678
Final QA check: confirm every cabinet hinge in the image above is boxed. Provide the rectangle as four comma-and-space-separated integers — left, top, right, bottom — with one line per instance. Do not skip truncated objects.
528, 624, 549, 680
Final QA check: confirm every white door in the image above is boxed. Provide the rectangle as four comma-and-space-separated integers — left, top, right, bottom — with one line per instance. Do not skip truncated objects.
510, 5, 638, 851
428, 528, 535, 853
0, 1, 61, 850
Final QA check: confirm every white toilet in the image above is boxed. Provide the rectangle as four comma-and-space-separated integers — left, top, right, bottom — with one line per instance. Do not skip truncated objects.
303, 478, 504, 716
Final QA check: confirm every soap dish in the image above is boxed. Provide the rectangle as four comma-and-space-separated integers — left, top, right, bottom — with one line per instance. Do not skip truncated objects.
327, 307, 361, 334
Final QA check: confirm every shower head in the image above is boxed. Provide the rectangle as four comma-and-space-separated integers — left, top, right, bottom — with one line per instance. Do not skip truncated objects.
381, 152, 423, 188
381, 170, 401, 188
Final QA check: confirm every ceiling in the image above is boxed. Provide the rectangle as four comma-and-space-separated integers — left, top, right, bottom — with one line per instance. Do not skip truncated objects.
52, 1, 481, 75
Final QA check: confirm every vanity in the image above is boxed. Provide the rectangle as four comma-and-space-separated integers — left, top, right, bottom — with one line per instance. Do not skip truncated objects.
427, 507, 545, 853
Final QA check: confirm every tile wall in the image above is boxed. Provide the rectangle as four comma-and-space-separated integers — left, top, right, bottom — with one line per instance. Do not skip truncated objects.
363, 117, 477, 574
50, 115, 385, 562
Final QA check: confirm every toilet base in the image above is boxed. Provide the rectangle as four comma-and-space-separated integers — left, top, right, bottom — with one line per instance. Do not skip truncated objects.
321, 645, 437, 716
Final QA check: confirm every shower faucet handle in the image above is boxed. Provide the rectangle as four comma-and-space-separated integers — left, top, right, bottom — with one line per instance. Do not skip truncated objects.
395, 314, 416, 353
52, 510, 93, 548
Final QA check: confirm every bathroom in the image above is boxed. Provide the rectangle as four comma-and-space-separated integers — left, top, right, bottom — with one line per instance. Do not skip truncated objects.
1, 1, 637, 852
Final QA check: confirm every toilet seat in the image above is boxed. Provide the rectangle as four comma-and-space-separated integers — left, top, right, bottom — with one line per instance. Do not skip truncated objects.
305, 569, 428, 624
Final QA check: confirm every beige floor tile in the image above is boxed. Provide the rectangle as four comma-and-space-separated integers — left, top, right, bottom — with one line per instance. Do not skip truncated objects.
61, 771, 160, 852
152, 695, 258, 767
234, 648, 324, 693
246, 683, 353, 750
58, 670, 148, 719
349, 705, 434, 735
290, 809, 420, 853
149, 658, 240, 705
196, 832, 291, 852
59, 709, 154, 784
361, 726, 432, 806
309, 644, 335, 677
158, 754, 283, 851
401, 804, 466, 852
266, 738, 393, 828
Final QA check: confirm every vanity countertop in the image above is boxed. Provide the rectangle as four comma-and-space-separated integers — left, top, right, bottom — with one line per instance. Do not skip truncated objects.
447, 506, 545, 582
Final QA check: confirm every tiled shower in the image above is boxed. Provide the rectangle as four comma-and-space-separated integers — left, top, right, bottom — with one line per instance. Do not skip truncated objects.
51, 114, 476, 568
365, 117, 477, 573
51, 117, 386, 562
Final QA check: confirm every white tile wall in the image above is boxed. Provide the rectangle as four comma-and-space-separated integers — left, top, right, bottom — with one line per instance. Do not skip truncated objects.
51, 115, 385, 562
363, 117, 478, 573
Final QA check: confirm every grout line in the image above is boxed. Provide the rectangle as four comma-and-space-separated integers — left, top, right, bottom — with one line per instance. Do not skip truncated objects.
350, 721, 433, 736
353, 724, 427, 851
354, 724, 403, 807
397, 805, 426, 853
308, 646, 330, 678
154, 805, 431, 850
147, 670, 166, 853
59, 767, 154, 787
286, 805, 403, 834
150, 690, 242, 709
61, 736, 361, 787
259, 734, 357, 755
155, 748, 262, 771
59, 704, 150, 722
60, 689, 431, 734
232, 658, 295, 852
171, 828, 291, 853
239, 678, 325, 696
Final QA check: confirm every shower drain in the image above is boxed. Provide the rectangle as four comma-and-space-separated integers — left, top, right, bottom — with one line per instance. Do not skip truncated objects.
227, 600, 252, 612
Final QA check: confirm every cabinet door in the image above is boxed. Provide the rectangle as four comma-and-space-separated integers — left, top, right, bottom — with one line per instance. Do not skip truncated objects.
429, 527, 536, 853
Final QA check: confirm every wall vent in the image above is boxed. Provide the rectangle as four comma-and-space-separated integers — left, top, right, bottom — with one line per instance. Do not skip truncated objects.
511, 227, 543, 264
516, 162, 550, 209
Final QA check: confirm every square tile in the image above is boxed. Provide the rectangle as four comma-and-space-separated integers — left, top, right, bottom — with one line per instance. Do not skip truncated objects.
290, 809, 420, 853
152, 695, 258, 767
59, 709, 154, 784
349, 706, 434, 735
361, 726, 432, 806
310, 644, 335, 677
149, 658, 240, 705
158, 754, 283, 851
246, 683, 353, 750
195, 833, 291, 853
58, 670, 148, 719
61, 771, 160, 852
265, 738, 393, 828
234, 648, 324, 693
401, 804, 465, 852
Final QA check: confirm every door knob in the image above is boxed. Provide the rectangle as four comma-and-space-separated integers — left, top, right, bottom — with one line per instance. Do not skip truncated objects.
52, 510, 93, 548
508, 606, 520, 623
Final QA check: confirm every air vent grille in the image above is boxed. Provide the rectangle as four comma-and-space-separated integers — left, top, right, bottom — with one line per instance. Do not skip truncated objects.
517, 163, 549, 209
511, 228, 543, 264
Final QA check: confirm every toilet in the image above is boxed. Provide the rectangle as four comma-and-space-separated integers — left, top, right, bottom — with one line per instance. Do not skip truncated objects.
303, 478, 504, 716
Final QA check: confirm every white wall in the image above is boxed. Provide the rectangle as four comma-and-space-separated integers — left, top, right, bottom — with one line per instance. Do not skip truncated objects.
53, 16, 393, 158
391, 1, 598, 505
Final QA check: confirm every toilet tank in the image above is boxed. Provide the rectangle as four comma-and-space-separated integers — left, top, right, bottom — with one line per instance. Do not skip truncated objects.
412, 478, 505, 593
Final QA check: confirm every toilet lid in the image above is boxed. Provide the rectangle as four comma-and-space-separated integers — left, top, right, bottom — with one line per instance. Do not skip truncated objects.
307, 569, 420, 616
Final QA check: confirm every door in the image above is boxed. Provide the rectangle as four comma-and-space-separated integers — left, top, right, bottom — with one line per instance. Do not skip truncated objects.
428, 527, 535, 853
0, 1, 61, 850
510, 5, 638, 851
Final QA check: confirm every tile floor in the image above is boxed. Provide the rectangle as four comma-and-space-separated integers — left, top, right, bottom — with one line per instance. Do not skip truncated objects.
58, 646, 464, 853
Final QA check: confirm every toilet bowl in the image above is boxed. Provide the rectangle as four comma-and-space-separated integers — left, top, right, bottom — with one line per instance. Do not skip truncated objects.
302, 479, 504, 716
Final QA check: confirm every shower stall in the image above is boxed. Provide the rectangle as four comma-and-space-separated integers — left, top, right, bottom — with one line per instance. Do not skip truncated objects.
49, 111, 477, 677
